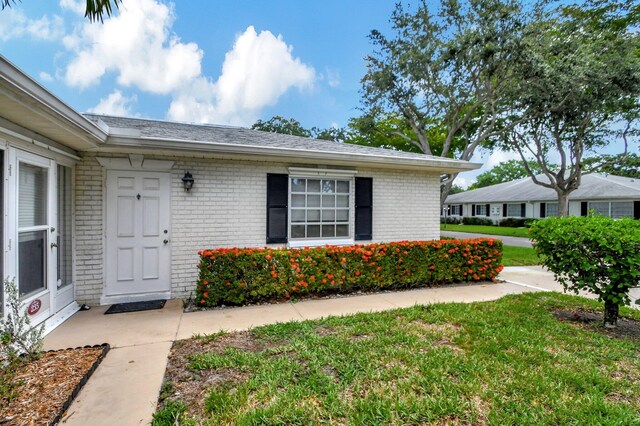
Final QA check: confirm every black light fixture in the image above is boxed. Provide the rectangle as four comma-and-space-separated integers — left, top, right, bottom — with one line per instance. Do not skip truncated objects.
182, 171, 195, 192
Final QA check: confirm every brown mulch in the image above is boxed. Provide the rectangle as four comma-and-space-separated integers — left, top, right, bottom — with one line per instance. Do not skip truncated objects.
159, 331, 276, 418
554, 308, 640, 340
0, 346, 105, 425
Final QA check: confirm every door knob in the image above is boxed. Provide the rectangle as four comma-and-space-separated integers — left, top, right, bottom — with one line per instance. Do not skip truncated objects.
163, 239, 169, 244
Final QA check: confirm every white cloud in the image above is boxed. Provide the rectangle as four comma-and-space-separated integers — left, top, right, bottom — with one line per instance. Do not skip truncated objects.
168, 26, 315, 125
63, 0, 202, 94
0, 9, 64, 41
59, 0, 85, 15
325, 68, 341, 88
88, 90, 137, 116
39, 71, 54, 82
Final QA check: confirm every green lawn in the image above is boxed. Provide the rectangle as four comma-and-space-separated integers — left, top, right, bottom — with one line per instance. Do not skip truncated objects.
502, 245, 542, 266
155, 293, 640, 425
441, 224, 531, 238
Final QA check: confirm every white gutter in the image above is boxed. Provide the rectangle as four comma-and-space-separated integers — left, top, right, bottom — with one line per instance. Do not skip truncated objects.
105, 135, 481, 173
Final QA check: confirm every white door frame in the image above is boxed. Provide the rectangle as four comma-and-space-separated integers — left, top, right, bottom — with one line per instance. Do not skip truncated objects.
99, 156, 174, 305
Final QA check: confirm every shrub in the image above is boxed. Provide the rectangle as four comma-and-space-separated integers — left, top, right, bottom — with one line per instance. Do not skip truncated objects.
530, 216, 640, 327
462, 217, 494, 226
499, 218, 528, 228
196, 239, 503, 306
440, 216, 462, 224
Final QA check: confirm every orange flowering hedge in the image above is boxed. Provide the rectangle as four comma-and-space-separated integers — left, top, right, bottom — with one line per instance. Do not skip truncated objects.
196, 239, 503, 306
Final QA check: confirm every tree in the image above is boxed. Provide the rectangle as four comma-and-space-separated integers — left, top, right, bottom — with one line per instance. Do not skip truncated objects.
501, 0, 640, 216
530, 216, 640, 328
252, 116, 312, 138
583, 153, 640, 178
468, 160, 544, 190
1, 0, 121, 22
361, 0, 536, 205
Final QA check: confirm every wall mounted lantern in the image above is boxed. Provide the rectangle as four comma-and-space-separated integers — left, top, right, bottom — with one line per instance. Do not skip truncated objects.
182, 171, 195, 192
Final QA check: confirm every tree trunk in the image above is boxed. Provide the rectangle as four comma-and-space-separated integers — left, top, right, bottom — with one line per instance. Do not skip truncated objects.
603, 299, 619, 328
557, 192, 570, 217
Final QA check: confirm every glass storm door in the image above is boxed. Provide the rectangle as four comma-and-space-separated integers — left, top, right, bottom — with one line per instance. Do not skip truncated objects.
15, 150, 55, 323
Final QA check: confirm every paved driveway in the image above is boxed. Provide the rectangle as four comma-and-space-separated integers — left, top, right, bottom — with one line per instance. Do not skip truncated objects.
441, 230, 532, 248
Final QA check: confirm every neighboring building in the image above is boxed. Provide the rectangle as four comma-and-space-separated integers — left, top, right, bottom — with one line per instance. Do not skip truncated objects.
0, 56, 479, 331
444, 173, 640, 222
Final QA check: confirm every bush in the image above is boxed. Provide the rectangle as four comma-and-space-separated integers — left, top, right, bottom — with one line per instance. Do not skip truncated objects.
530, 216, 640, 327
440, 216, 462, 224
462, 217, 494, 226
499, 218, 528, 228
196, 239, 504, 306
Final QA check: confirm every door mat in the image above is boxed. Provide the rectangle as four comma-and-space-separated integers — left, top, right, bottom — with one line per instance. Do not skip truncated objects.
104, 299, 166, 314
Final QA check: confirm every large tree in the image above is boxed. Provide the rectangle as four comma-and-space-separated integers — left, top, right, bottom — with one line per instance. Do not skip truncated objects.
361, 0, 537, 204
501, 0, 640, 216
252, 116, 347, 143
468, 159, 545, 190
1, 0, 120, 21
583, 153, 640, 179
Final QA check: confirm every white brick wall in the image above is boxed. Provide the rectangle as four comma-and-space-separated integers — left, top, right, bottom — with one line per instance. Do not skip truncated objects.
74, 153, 441, 304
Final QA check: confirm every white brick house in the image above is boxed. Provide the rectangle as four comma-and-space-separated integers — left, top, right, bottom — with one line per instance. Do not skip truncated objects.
0, 56, 479, 331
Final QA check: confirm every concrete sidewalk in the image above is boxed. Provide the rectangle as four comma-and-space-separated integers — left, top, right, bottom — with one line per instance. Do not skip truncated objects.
42, 268, 588, 425
441, 230, 532, 248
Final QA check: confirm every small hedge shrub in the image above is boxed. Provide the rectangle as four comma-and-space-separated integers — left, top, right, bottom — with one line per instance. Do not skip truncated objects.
499, 218, 528, 228
462, 217, 494, 226
196, 239, 503, 306
441, 216, 462, 224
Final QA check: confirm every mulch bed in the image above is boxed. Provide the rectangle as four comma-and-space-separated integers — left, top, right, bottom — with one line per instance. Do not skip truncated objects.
0, 344, 109, 425
554, 308, 640, 340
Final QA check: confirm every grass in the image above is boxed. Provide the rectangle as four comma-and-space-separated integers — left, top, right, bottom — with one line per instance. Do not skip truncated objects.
502, 245, 542, 266
441, 224, 531, 238
155, 293, 640, 425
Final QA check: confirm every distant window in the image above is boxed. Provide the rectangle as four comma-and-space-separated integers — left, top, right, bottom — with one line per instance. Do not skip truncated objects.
450, 205, 461, 216
588, 201, 609, 216
506, 203, 522, 217
610, 202, 633, 219
475, 205, 487, 216
546, 203, 558, 217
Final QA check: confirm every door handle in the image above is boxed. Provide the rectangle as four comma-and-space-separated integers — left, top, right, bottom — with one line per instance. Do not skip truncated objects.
163, 239, 170, 245
50, 242, 58, 249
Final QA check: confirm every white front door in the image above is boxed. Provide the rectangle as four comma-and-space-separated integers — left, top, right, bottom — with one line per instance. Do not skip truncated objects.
104, 170, 171, 303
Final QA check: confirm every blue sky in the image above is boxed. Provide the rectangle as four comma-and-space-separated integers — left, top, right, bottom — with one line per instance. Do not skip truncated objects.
0, 1, 635, 187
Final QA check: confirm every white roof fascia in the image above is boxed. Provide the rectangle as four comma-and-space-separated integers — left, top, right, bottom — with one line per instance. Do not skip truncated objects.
105, 135, 481, 173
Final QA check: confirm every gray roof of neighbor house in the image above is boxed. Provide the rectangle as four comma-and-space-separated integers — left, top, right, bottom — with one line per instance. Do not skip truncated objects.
83, 114, 479, 172
446, 173, 640, 204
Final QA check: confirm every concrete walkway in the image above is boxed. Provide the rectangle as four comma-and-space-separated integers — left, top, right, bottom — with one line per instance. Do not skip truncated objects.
44, 267, 628, 425
441, 230, 532, 248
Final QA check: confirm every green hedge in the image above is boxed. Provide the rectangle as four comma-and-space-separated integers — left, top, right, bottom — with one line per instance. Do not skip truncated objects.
196, 239, 503, 306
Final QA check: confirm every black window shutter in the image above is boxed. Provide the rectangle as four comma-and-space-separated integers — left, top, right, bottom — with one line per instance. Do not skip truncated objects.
355, 177, 373, 240
471, 204, 476, 216
485, 204, 490, 217
540, 203, 546, 218
581, 202, 588, 216
459, 204, 464, 217
503, 204, 507, 217
634, 201, 640, 219
266, 174, 288, 244
520, 203, 526, 218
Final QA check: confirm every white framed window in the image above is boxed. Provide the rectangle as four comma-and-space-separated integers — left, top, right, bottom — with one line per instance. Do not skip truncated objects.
450, 205, 461, 216
507, 203, 522, 217
611, 201, 633, 219
545, 203, 558, 217
475, 204, 487, 216
588, 201, 609, 216
289, 177, 351, 244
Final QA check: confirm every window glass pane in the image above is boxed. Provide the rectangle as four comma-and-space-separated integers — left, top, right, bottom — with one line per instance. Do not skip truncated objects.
307, 209, 320, 222
337, 181, 349, 193
611, 202, 633, 219
291, 225, 305, 238
507, 204, 520, 217
307, 225, 320, 238
57, 165, 73, 288
307, 180, 321, 192
588, 202, 609, 216
291, 194, 305, 207
322, 225, 335, 237
476, 205, 486, 216
291, 178, 305, 192
19, 163, 48, 227
336, 225, 349, 237
546, 203, 558, 217
307, 195, 320, 207
322, 210, 335, 221
291, 209, 305, 223
321, 180, 335, 193
336, 195, 349, 208
336, 209, 349, 222
19, 230, 47, 297
322, 195, 335, 207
